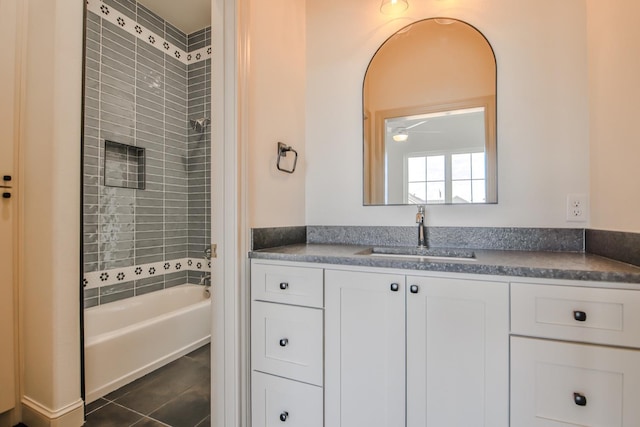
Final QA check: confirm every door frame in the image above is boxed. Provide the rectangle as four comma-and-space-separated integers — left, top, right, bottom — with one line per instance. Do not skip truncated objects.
211, 0, 249, 426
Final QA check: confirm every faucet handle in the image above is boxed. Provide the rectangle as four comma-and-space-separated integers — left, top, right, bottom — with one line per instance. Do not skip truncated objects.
416, 205, 425, 223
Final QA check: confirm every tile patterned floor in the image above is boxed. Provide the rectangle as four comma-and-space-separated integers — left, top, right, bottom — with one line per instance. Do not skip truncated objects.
84, 344, 210, 427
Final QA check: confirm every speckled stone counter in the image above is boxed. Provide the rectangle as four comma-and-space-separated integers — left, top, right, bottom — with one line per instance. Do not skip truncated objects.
249, 243, 640, 284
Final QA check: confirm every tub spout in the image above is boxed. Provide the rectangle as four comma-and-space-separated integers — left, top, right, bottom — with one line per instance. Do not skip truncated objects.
199, 273, 212, 298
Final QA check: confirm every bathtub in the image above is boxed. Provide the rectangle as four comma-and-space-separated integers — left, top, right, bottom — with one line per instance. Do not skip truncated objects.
84, 284, 211, 403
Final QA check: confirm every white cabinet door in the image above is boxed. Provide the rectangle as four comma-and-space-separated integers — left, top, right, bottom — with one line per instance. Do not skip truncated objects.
325, 270, 406, 427
511, 336, 640, 427
406, 276, 509, 427
251, 371, 323, 427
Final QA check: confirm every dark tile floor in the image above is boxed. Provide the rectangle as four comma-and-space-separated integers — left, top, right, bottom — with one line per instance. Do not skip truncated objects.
84, 344, 210, 427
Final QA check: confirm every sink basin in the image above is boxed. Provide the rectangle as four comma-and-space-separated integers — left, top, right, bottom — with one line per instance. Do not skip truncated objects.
367, 246, 476, 262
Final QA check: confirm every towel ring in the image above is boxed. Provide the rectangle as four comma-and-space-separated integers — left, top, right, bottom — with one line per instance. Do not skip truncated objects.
276, 142, 298, 174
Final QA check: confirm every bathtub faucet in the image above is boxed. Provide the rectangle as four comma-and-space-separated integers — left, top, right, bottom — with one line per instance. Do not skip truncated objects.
200, 273, 212, 298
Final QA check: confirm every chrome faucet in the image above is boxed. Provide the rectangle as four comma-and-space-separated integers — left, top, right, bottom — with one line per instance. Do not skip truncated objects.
199, 273, 212, 298
199, 273, 211, 286
416, 205, 427, 248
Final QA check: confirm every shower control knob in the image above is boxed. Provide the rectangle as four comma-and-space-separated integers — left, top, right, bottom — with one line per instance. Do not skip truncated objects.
279, 338, 289, 347
279, 282, 289, 290
279, 411, 289, 422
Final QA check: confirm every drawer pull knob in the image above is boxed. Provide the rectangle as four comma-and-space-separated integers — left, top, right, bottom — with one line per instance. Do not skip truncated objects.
390, 283, 399, 292
410, 284, 419, 294
279, 411, 289, 421
279, 282, 289, 290
573, 392, 587, 406
2, 192, 10, 199
279, 338, 289, 347
573, 311, 587, 322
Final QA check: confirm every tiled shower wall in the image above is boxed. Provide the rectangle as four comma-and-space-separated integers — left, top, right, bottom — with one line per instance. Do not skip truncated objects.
83, 0, 211, 307
186, 29, 212, 283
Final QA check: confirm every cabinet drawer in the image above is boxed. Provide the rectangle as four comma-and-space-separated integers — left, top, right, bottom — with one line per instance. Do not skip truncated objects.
511, 283, 640, 348
252, 301, 323, 385
511, 337, 640, 427
252, 371, 323, 427
251, 262, 323, 308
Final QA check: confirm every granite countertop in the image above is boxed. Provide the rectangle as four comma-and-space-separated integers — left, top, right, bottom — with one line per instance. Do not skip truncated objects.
249, 243, 640, 284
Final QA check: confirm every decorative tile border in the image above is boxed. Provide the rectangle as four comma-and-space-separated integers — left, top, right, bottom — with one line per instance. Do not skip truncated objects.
84, 257, 211, 289
87, 0, 212, 65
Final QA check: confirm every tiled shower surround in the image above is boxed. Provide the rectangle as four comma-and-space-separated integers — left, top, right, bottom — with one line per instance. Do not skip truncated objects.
83, 0, 211, 307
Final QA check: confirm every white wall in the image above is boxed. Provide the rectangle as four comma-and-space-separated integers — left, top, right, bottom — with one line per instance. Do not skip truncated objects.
247, 0, 306, 228
587, 0, 640, 233
0, 0, 20, 421
306, 0, 590, 227
19, 0, 84, 425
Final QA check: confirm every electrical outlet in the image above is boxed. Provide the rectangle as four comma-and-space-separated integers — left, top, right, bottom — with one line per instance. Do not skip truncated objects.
566, 193, 588, 222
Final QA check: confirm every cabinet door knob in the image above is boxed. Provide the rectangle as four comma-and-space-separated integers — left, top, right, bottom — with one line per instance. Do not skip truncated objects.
573, 392, 587, 406
279, 411, 289, 421
573, 311, 587, 322
410, 284, 419, 294
279, 338, 289, 347
2, 175, 11, 182
279, 282, 289, 290
390, 283, 399, 292
2, 192, 11, 199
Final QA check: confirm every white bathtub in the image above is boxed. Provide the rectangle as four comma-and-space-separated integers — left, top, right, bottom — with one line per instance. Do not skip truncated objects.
84, 284, 211, 403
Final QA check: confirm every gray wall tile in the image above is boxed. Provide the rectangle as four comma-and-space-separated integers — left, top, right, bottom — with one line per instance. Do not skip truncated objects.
136, 5, 165, 37
103, 0, 137, 20
83, 7, 211, 305
100, 289, 135, 304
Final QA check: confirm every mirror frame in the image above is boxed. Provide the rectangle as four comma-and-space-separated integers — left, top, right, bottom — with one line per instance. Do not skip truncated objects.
363, 18, 497, 206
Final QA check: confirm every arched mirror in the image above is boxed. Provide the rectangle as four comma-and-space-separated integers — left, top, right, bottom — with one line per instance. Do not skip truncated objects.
363, 18, 497, 205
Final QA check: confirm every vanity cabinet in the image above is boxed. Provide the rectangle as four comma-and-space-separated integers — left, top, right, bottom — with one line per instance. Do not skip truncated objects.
325, 269, 509, 427
250, 262, 324, 427
510, 283, 640, 426
251, 258, 640, 427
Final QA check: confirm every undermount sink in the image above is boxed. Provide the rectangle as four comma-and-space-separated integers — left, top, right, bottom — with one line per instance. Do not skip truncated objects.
367, 246, 477, 262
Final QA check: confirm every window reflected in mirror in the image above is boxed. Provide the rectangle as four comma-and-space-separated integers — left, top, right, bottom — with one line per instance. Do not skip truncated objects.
363, 18, 497, 205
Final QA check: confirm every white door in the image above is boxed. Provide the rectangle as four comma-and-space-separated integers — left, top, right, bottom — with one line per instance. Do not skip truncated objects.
406, 275, 509, 427
325, 270, 406, 427
0, 0, 19, 414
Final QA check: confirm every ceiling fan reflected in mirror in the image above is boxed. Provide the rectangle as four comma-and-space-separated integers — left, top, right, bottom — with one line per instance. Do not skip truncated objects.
391, 120, 441, 142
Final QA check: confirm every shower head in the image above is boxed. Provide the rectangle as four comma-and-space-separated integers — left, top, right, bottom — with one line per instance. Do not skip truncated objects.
190, 117, 210, 133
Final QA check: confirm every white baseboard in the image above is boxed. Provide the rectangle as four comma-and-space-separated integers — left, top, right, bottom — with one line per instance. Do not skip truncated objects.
22, 396, 84, 427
